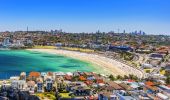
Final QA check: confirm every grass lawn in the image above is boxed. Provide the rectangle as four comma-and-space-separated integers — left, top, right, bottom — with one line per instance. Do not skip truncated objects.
160, 70, 165, 75
60, 93, 72, 99
33, 45, 56, 49
35, 92, 56, 100
62, 47, 94, 53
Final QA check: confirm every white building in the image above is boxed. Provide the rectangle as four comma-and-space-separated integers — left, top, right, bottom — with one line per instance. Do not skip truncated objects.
10, 76, 20, 81
54, 72, 65, 76
20, 72, 26, 80
27, 81, 35, 94
1, 80, 11, 90
2, 37, 11, 47
11, 80, 26, 90
11, 39, 24, 47
142, 63, 153, 68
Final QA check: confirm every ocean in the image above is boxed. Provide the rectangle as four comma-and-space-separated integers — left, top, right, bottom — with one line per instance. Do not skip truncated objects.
0, 50, 96, 79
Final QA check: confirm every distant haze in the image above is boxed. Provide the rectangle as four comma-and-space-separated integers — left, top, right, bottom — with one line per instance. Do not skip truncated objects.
0, 0, 169, 35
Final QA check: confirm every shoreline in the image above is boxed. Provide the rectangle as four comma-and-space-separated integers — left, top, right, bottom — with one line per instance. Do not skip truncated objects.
27, 49, 144, 78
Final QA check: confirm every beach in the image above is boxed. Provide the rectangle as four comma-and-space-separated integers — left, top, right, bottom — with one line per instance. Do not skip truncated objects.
27, 49, 144, 78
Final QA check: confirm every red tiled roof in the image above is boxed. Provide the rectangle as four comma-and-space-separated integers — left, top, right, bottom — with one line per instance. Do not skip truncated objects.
107, 81, 123, 90
93, 74, 101, 79
84, 72, 93, 76
47, 72, 53, 76
84, 80, 93, 85
145, 85, 158, 91
79, 76, 86, 81
119, 83, 132, 90
128, 79, 135, 82
64, 75, 72, 80
88, 96, 98, 100
29, 72, 40, 78
155, 50, 168, 54
96, 79, 104, 84
145, 81, 154, 86
167, 85, 170, 88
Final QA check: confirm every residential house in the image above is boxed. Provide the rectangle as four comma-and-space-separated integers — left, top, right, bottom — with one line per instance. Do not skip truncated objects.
143, 85, 159, 99
165, 64, 170, 75
157, 85, 170, 96
84, 80, 93, 86
98, 91, 119, 100
29, 72, 41, 82
149, 53, 164, 60
156, 93, 169, 100
116, 90, 136, 100
135, 45, 152, 54
72, 86, 91, 96
10, 76, 20, 82
37, 78, 44, 93
1, 81, 11, 91
129, 82, 141, 91
119, 83, 132, 91
20, 72, 26, 80
106, 81, 123, 93
64, 75, 72, 81
11, 80, 26, 90
57, 80, 67, 92
41, 72, 47, 81
79, 76, 86, 81
45, 78, 53, 92
109, 45, 133, 52
54, 72, 65, 80
27, 81, 35, 94
155, 46, 169, 54
142, 63, 153, 69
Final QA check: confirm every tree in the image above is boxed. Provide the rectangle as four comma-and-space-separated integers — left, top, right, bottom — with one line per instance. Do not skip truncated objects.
124, 75, 129, 79
166, 76, 170, 84
109, 74, 115, 81
93, 79, 97, 83
70, 94, 75, 98
129, 74, 138, 81
98, 74, 101, 77
116, 75, 123, 80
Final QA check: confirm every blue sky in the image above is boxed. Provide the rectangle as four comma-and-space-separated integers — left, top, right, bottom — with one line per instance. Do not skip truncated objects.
0, 0, 169, 34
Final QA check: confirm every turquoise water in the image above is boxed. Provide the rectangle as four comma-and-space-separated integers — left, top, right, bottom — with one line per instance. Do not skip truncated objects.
0, 50, 97, 73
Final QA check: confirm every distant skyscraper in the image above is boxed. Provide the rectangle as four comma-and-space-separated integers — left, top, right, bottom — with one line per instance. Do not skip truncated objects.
135, 30, 137, 34
27, 27, 28, 33
123, 30, 126, 34
139, 30, 142, 35
143, 32, 146, 35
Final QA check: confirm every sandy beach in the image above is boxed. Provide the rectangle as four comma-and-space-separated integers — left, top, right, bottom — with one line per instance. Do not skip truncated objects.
27, 49, 144, 78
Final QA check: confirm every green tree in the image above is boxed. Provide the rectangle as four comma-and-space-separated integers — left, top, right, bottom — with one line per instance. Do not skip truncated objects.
166, 76, 170, 84
116, 75, 123, 80
124, 75, 129, 79
129, 74, 138, 81
109, 74, 115, 81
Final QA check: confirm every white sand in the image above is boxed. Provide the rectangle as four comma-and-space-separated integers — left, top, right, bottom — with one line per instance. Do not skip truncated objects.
27, 49, 144, 78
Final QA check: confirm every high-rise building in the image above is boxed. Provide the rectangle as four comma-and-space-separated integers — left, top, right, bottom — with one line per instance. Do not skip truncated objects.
2, 37, 11, 47
123, 30, 126, 34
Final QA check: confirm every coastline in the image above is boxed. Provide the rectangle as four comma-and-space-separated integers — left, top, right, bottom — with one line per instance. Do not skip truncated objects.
27, 49, 144, 78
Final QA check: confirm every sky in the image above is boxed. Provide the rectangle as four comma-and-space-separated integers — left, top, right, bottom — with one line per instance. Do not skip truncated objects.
0, 0, 169, 34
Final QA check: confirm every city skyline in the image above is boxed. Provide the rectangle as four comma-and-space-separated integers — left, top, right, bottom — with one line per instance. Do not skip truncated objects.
0, 0, 170, 35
